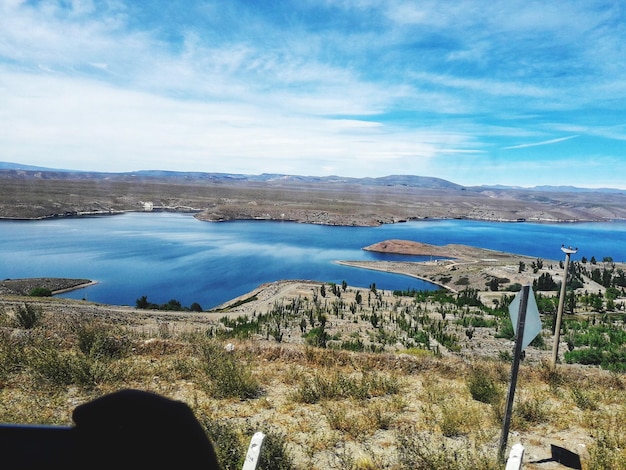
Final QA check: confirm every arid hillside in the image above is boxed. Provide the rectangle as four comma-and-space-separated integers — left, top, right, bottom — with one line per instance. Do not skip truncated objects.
2, 169, 626, 224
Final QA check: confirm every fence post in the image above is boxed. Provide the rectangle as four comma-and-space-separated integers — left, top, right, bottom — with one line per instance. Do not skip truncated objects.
242, 431, 265, 470
505, 443, 524, 470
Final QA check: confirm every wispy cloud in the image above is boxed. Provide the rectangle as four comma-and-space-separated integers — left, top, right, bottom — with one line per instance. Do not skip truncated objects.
502, 135, 580, 150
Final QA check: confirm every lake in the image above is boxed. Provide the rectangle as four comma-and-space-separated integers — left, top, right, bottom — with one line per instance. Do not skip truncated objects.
1, 212, 626, 309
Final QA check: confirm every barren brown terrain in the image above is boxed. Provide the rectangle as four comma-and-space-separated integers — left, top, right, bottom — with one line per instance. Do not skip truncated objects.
2, 169, 626, 224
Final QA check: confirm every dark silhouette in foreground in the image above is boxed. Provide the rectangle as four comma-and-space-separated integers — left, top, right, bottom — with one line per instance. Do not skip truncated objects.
0, 389, 222, 469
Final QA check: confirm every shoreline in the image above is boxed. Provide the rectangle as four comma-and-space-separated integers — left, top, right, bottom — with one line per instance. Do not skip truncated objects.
0, 208, 621, 226
334, 260, 458, 293
52, 280, 99, 295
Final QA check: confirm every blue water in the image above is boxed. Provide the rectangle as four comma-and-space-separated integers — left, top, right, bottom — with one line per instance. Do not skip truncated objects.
1, 212, 625, 309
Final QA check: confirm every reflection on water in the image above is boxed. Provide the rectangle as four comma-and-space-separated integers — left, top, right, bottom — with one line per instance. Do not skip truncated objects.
1, 213, 625, 309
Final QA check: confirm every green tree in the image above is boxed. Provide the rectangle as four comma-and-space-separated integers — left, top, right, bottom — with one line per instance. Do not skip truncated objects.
566, 291, 577, 314
533, 273, 558, 291
162, 299, 182, 311
29, 287, 52, 297
606, 287, 621, 301
136, 295, 150, 309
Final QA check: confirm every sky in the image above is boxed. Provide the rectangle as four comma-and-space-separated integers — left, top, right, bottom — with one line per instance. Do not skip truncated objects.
1, 0, 626, 188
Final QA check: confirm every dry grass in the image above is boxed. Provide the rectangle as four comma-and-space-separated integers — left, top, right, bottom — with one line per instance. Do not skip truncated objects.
1, 294, 626, 469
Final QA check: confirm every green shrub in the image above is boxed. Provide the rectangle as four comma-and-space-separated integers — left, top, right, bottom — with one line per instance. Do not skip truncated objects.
28, 346, 116, 388
303, 326, 329, 348
29, 287, 52, 297
196, 339, 261, 399
395, 428, 499, 470
202, 418, 243, 470
255, 427, 295, 470
75, 322, 131, 360
14, 303, 43, 329
0, 335, 26, 383
514, 397, 549, 429
201, 417, 295, 470
565, 348, 604, 365
291, 370, 399, 404
467, 366, 502, 404
570, 384, 598, 411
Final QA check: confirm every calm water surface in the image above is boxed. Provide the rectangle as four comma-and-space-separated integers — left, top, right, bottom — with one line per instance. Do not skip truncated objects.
1, 212, 625, 309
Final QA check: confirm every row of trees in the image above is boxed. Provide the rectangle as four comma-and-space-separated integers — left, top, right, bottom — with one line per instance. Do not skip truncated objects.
135, 295, 203, 312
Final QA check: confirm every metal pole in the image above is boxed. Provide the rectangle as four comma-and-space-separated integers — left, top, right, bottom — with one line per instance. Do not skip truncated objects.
499, 285, 529, 462
551, 246, 577, 370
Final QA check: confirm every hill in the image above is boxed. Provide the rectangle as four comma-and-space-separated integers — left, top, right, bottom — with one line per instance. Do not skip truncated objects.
2, 164, 626, 223
1, 272, 624, 469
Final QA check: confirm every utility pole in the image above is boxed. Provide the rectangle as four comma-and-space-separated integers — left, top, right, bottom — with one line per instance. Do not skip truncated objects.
551, 245, 578, 370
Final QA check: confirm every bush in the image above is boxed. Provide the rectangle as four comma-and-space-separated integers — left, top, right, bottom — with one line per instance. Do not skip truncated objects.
196, 339, 262, 399
565, 348, 604, 365
75, 322, 131, 360
395, 428, 499, 469
29, 287, 52, 297
14, 303, 43, 329
467, 366, 502, 405
201, 417, 295, 470
28, 346, 117, 388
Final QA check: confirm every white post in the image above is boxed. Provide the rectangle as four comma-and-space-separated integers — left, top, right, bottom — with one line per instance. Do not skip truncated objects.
242, 431, 265, 470
505, 443, 525, 470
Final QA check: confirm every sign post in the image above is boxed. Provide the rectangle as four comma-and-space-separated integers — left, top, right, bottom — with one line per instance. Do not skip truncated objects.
498, 285, 541, 462
551, 246, 578, 370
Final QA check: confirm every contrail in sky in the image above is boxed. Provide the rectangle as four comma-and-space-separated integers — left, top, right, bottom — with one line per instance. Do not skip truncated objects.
503, 135, 579, 150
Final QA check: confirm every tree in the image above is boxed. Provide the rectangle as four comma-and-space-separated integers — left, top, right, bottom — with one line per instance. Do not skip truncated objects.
29, 287, 52, 297
566, 292, 577, 314
190, 302, 203, 312
533, 273, 558, 291
136, 295, 150, 309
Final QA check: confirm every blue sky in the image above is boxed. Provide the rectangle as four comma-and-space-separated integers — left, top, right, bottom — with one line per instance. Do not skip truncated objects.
2, 1, 626, 188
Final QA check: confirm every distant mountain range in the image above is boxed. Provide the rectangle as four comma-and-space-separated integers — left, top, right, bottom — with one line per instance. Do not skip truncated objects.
0, 161, 622, 193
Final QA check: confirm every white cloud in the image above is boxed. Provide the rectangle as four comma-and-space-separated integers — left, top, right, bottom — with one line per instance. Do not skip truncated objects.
1, 70, 479, 176
1, 0, 625, 187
